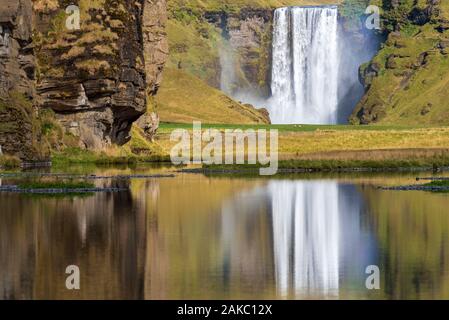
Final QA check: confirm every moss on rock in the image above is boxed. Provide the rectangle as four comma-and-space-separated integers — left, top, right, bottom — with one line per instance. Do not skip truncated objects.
351, 0, 449, 125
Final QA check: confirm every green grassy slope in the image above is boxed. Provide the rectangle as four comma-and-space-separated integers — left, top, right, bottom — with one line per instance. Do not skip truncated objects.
351, 0, 449, 125
155, 68, 270, 123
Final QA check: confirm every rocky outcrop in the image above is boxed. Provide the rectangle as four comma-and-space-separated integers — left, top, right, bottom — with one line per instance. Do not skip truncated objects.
139, 0, 169, 141
0, 0, 35, 99
143, 0, 168, 96
33, 0, 167, 149
0, 0, 49, 162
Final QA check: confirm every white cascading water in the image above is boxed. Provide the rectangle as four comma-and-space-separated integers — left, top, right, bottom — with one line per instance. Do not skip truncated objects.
270, 180, 340, 297
270, 6, 339, 124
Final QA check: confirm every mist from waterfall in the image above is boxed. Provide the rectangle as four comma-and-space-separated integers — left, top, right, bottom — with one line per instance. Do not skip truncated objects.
219, 40, 237, 96
269, 6, 339, 124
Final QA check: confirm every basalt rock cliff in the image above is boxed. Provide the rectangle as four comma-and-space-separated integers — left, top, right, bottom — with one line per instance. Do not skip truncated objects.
33, 0, 168, 149
0, 0, 48, 162
0, 0, 168, 160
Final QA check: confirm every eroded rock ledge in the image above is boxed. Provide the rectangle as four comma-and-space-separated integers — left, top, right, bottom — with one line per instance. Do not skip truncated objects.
33, 0, 167, 149
0, 0, 168, 160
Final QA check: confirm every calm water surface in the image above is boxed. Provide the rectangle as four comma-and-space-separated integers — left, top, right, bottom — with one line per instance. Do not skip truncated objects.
1, 166, 449, 299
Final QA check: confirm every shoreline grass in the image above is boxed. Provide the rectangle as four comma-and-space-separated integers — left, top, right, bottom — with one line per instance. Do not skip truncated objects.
51, 147, 171, 166
158, 122, 439, 132
198, 157, 449, 173
0, 155, 21, 169
17, 181, 95, 190
3, 124, 449, 173
424, 180, 449, 187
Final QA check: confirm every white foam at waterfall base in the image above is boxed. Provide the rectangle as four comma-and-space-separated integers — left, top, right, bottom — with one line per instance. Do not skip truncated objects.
269, 6, 339, 124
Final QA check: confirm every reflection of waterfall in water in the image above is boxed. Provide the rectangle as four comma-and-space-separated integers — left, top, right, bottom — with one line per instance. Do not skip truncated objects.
270, 6, 339, 124
219, 180, 376, 298
270, 181, 339, 296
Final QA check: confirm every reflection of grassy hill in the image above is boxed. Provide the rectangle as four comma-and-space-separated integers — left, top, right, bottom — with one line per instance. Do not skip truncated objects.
362, 186, 449, 299
155, 68, 270, 124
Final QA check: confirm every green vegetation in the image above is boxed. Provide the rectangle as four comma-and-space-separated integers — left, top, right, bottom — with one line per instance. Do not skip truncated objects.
279, 156, 449, 170
340, 0, 370, 30
0, 155, 21, 169
351, 0, 449, 125
168, 0, 340, 14
155, 123, 449, 172
159, 122, 436, 132
156, 68, 270, 124
201, 155, 449, 172
0, 93, 50, 162
424, 180, 449, 187
51, 146, 169, 166
13, 180, 98, 197
18, 181, 95, 190
165, 15, 222, 86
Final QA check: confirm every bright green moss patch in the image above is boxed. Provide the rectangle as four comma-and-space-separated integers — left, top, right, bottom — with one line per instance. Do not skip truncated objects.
51, 146, 170, 166
201, 156, 449, 173
18, 181, 95, 189
424, 180, 449, 187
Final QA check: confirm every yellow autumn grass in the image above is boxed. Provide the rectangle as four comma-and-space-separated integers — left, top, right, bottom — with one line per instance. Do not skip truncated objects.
155, 126, 449, 162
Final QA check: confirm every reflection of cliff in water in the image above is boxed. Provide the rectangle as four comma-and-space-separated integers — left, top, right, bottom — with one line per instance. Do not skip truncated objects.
4, 173, 449, 299
0, 179, 149, 299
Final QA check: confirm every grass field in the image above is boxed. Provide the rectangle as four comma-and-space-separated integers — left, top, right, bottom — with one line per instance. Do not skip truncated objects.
155, 122, 449, 169
11, 122, 449, 171
158, 122, 439, 132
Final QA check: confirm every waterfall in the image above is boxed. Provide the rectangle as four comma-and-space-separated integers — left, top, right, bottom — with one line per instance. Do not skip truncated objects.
270, 6, 339, 124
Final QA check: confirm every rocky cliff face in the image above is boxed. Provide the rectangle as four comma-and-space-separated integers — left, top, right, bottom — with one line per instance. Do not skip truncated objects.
139, 0, 169, 141
0, 0, 35, 99
0, 0, 48, 162
32, 0, 167, 149
144, 0, 169, 96
205, 9, 273, 96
